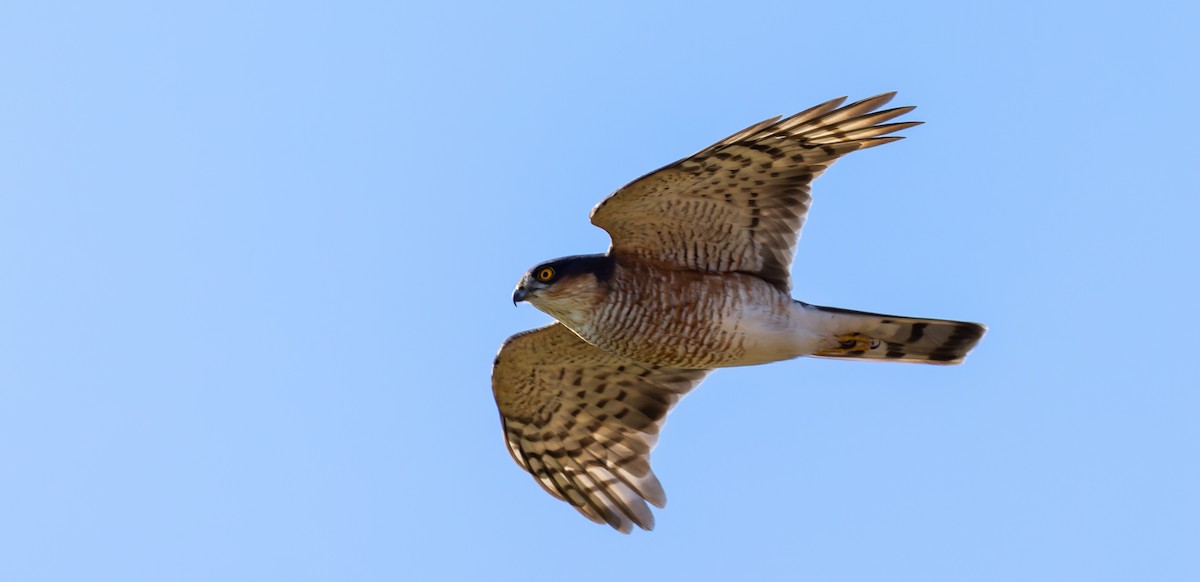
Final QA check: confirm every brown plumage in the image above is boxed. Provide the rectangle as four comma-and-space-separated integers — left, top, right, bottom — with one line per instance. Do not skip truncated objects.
493, 93, 986, 533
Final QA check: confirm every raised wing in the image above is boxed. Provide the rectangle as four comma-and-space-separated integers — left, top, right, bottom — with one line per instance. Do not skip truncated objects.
492, 323, 711, 532
590, 92, 920, 292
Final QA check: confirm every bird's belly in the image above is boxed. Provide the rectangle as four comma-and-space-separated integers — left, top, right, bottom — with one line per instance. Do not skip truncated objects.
583, 284, 817, 369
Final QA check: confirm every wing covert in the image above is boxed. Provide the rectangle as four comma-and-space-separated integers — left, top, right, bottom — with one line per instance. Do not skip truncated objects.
590, 92, 920, 291
492, 323, 711, 533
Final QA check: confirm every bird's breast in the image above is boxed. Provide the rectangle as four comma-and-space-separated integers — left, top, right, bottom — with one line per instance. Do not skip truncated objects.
581, 265, 811, 369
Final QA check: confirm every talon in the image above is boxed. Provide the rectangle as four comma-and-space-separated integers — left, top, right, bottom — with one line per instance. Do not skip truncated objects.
817, 333, 877, 356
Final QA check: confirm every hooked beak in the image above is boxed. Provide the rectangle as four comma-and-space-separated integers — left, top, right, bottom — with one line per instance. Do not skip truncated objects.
512, 286, 529, 306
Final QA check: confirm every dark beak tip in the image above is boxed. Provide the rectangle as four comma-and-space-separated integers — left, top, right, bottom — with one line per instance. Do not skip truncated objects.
512, 288, 528, 305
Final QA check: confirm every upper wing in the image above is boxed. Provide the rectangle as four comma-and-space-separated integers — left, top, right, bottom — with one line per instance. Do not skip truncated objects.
491, 323, 711, 533
590, 92, 920, 292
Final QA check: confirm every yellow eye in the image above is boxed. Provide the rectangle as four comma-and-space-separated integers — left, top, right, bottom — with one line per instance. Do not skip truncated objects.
536, 267, 556, 282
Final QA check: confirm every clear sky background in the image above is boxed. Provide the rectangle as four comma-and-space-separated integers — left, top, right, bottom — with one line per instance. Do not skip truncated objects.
2, 1, 1197, 581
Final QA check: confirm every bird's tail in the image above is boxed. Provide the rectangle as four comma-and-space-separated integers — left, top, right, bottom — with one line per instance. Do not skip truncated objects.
801, 302, 986, 365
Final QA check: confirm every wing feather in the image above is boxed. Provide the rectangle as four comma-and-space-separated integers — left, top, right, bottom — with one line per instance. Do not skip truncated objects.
492, 323, 710, 532
590, 92, 920, 291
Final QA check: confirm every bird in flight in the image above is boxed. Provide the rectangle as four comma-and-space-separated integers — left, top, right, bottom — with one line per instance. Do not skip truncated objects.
492, 93, 985, 533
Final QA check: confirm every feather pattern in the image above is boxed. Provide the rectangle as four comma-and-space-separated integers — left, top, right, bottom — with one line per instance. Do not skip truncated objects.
590, 92, 920, 292
492, 323, 710, 532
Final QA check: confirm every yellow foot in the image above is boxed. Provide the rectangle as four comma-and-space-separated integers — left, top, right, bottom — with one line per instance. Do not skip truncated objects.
815, 333, 881, 357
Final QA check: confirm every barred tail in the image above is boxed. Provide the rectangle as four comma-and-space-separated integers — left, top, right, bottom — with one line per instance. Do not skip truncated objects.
801, 303, 986, 365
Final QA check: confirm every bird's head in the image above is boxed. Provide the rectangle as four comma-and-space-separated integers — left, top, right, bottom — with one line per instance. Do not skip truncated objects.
512, 254, 615, 325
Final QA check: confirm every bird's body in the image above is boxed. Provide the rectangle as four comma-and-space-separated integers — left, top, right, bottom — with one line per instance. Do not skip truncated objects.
532, 255, 817, 368
492, 93, 986, 533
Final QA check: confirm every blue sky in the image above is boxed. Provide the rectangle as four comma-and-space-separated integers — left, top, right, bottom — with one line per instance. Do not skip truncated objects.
2, 1, 1197, 580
